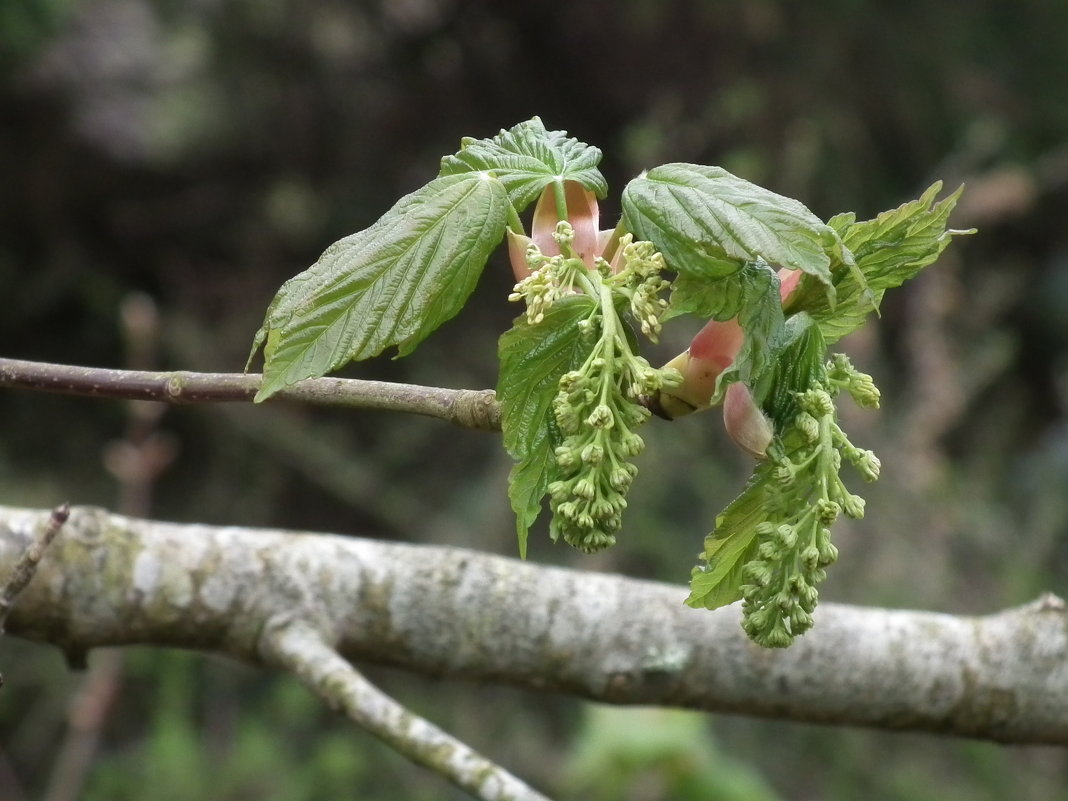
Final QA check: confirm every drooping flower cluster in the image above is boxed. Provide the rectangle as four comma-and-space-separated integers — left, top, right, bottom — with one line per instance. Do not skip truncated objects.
546, 331, 678, 552
737, 359, 881, 647
506, 181, 677, 552
547, 363, 648, 552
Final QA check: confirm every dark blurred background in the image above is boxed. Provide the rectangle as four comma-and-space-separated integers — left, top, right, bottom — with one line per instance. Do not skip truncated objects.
2, 1, 1067, 799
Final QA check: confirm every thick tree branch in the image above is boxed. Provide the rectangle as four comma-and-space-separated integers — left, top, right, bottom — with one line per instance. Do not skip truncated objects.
0, 357, 500, 431
263, 621, 551, 801
2, 504, 1065, 747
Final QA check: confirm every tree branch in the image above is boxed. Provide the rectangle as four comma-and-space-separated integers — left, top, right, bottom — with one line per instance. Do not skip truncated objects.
0, 357, 500, 431
263, 621, 551, 801
2, 504, 1065, 748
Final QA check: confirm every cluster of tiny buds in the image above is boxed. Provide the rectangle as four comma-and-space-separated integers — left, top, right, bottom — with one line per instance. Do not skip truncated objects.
738, 515, 842, 646
509, 256, 561, 324
621, 239, 671, 342
827, 353, 881, 409
846, 446, 881, 482
796, 387, 835, 418
508, 222, 587, 325
547, 346, 653, 552
551, 219, 575, 249
796, 410, 821, 443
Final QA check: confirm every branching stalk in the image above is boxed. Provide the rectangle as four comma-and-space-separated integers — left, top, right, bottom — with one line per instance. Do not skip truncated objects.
262, 622, 553, 801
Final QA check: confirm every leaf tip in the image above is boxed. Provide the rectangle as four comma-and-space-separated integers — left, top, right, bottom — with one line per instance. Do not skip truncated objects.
517, 522, 529, 560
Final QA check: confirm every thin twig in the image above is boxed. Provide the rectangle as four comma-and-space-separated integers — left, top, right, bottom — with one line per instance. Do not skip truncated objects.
263, 622, 554, 801
0, 503, 70, 633
0, 357, 501, 432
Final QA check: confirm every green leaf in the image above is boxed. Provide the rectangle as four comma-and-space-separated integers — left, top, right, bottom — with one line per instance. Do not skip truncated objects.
251, 172, 509, 401
621, 163, 836, 284
497, 296, 599, 555
439, 117, 608, 210
506, 449, 556, 560
757, 313, 827, 429
686, 468, 770, 610
788, 182, 974, 343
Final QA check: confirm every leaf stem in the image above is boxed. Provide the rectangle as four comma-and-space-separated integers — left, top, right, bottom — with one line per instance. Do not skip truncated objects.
552, 179, 568, 223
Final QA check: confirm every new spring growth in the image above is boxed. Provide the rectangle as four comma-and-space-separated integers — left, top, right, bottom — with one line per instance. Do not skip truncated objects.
508, 180, 677, 552
651, 264, 803, 458
736, 360, 881, 647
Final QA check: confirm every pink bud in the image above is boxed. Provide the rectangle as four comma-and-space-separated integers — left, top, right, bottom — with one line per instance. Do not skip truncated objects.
777, 267, 802, 302
530, 181, 602, 269
653, 317, 744, 415
507, 229, 534, 282
723, 381, 774, 458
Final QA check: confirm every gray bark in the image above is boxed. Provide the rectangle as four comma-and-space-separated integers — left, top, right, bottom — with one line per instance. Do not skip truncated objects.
2, 504, 1066, 745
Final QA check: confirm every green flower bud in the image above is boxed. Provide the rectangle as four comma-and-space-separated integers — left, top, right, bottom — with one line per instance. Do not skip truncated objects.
817, 499, 841, 525
586, 404, 614, 429
790, 608, 814, 632
580, 443, 604, 465
630, 405, 653, 427
801, 545, 821, 571
573, 478, 596, 500
848, 372, 881, 409
552, 220, 575, 248
854, 449, 881, 482
553, 446, 578, 471
830, 449, 842, 471
602, 503, 625, 525
743, 560, 772, 586
818, 541, 839, 566
828, 353, 853, 378
553, 401, 579, 433
796, 411, 820, 443
580, 530, 615, 552
620, 430, 645, 457
559, 370, 584, 390
772, 461, 796, 485
548, 481, 569, 501
762, 626, 794, 649
659, 367, 683, 390
799, 388, 834, 417
745, 608, 769, 632
609, 464, 638, 490
758, 541, 782, 560
773, 524, 797, 549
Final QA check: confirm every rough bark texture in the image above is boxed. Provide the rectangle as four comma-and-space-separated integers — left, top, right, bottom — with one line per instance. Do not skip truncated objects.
2, 504, 1066, 744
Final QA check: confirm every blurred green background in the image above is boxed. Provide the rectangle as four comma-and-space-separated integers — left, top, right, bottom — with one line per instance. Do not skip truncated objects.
2, 1, 1067, 799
